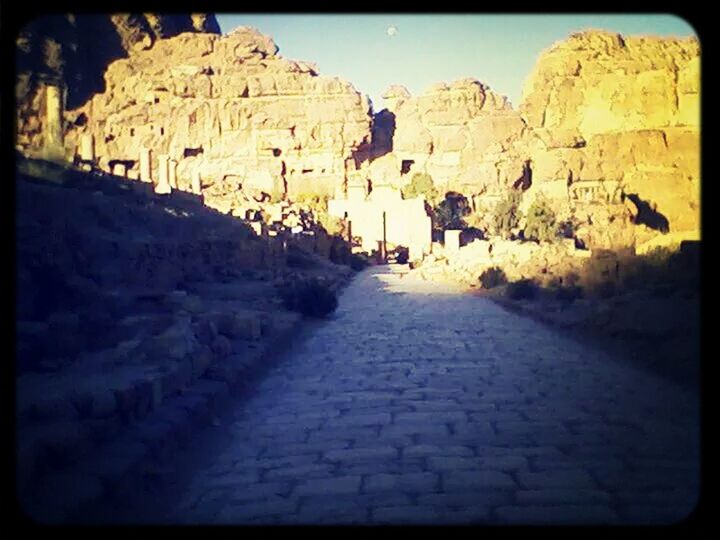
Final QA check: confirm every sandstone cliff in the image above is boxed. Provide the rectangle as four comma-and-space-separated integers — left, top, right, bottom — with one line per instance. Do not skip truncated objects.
369, 79, 526, 194
57, 26, 372, 213
16, 14, 220, 150
519, 30, 700, 238
16, 25, 700, 250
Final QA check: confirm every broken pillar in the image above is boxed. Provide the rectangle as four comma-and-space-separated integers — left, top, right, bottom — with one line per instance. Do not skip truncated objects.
191, 170, 202, 194
140, 148, 152, 182
168, 159, 178, 189
112, 162, 127, 177
444, 230, 461, 253
155, 154, 171, 194
409, 244, 423, 262
79, 133, 94, 162
44, 84, 64, 161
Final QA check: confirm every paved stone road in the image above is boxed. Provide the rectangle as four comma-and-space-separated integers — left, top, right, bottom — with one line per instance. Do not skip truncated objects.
157, 266, 700, 525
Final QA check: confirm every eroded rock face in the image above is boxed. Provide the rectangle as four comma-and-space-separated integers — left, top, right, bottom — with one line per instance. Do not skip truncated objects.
519, 30, 700, 236
15, 14, 221, 151
17, 25, 700, 249
371, 78, 526, 195
57, 26, 372, 214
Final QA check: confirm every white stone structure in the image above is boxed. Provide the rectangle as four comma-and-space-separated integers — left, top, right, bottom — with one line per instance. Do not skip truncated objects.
444, 229, 461, 252
140, 148, 152, 182
168, 159, 178, 188
44, 85, 64, 161
79, 133, 94, 162
155, 154, 172, 194
191, 170, 202, 194
328, 185, 432, 257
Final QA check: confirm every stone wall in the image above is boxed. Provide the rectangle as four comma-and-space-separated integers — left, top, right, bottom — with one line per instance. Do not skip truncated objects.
328, 184, 432, 259
16, 25, 700, 252
52, 27, 372, 217
16, 14, 221, 154
371, 80, 527, 195
519, 30, 700, 238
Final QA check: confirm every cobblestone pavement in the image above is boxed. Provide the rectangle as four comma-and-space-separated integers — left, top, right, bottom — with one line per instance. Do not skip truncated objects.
157, 265, 700, 525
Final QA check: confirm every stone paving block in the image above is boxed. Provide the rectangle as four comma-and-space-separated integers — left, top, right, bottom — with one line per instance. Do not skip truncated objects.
342, 462, 425, 475
418, 490, 513, 508
260, 440, 351, 458
250, 453, 322, 470
328, 412, 392, 427
215, 497, 299, 523
515, 488, 613, 505
443, 470, 517, 491
203, 471, 262, 488
477, 455, 529, 471
362, 472, 439, 494
226, 481, 294, 502
402, 444, 475, 458
264, 463, 335, 480
493, 504, 620, 525
294, 475, 362, 496
395, 411, 468, 424
371, 505, 443, 524
324, 446, 398, 463
380, 423, 450, 438
427, 456, 481, 471
299, 492, 413, 512
306, 427, 379, 444
517, 469, 598, 489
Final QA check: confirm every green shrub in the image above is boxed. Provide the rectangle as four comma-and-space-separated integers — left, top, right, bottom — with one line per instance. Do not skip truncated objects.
286, 245, 316, 269
492, 190, 522, 239
524, 195, 558, 242
479, 267, 508, 289
592, 280, 617, 298
434, 191, 471, 231
349, 253, 370, 271
401, 172, 437, 201
278, 278, 338, 318
506, 278, 539, 300
554, 285, 583, 303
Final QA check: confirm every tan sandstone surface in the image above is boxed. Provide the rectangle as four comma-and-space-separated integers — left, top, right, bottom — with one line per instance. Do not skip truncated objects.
56, 26, 372, 216
17, 25, 700, 251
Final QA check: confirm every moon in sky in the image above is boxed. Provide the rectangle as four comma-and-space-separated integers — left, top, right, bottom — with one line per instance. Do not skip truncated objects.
387, 25, 398, 37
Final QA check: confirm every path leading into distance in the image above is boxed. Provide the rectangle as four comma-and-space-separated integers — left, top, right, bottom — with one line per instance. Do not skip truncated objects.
153, 265, 700, 525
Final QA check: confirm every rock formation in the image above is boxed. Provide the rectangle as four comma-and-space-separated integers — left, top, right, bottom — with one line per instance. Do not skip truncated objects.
16, 14, 221, 151
16, 24, 700, 251
519, 30, 700, 241
38, 26, 372, 217
368, 79, 526, 195
370, 30, 700, 249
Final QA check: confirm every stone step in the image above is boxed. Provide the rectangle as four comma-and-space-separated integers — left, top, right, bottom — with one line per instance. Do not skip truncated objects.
17, 307, 307, 523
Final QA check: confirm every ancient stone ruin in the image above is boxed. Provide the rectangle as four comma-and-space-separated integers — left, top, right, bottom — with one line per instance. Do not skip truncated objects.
15, 22, 700, 254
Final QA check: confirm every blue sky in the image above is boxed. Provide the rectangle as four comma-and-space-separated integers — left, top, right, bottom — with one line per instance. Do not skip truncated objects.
216, 14, 697, 110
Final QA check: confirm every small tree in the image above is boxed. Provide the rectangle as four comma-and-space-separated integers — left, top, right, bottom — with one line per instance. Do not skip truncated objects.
401, 172, 437, 202
479, 267, 508, 289
492, 190, 522, 239
524, 195, 558, 243
434, 191, 471, 231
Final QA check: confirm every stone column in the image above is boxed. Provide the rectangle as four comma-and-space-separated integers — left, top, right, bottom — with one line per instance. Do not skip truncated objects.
191, 170, 202, 194
409, 244, 422, 262
140, 148, 152, 183
79, 133, 94, 162
444, 229, 461, 253
44, 84, 64, 161
112, 162, 127, 177
168, 159, 178, 189
155, 154, 171, 194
